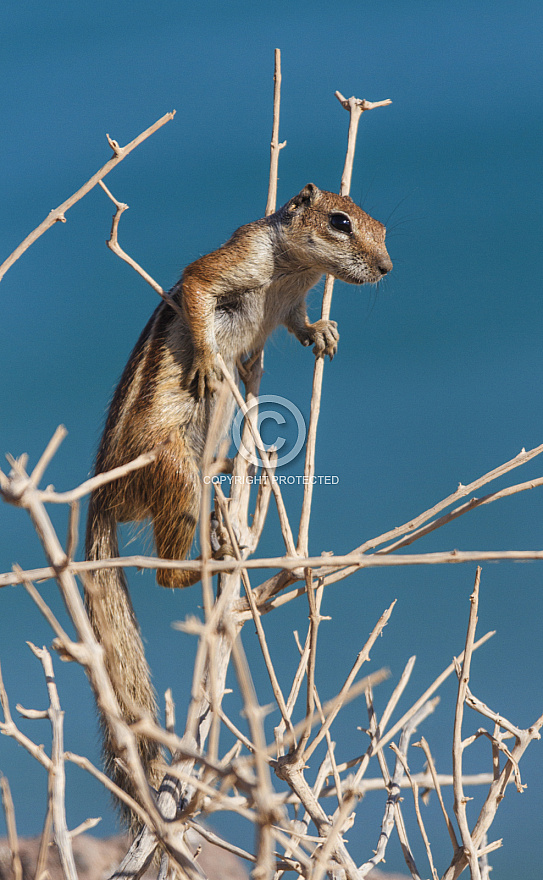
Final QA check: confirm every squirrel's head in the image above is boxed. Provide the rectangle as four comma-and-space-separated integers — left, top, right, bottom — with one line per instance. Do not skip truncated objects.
278, 183, 392, 285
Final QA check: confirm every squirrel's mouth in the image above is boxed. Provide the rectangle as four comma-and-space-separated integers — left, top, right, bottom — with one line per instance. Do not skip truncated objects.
337, 261, 392, 286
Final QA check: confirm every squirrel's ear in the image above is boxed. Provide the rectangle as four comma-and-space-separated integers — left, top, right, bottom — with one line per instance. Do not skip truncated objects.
287, 183, 321, 212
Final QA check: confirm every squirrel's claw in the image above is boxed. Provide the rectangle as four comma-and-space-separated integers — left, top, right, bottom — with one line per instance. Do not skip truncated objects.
307, 318, 339, 360
187, 357, 221, 398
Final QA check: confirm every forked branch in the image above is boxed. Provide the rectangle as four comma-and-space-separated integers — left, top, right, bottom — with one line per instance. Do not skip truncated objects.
0, 112, 175, 283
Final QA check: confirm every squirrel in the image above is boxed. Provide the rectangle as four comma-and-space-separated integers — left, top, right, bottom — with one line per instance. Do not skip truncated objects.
84, 182, 392, 822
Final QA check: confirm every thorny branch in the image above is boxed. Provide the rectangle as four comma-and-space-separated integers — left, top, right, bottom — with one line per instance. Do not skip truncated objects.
24, 644, 78, 880
297, 90, 391, 557
0, 111, 175, 284
0, 775, 22, 880
452, 569, 482, 880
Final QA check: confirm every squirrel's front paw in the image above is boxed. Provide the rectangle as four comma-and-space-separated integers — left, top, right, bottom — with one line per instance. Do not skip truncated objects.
303, 319, 340, 360
187, 355, 222, 398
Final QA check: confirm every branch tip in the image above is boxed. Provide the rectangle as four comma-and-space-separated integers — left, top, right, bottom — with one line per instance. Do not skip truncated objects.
335, 91, 392, 112
106, 134, 124, 157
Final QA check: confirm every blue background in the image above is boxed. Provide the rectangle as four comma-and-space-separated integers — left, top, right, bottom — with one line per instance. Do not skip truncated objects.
1, 1, 542, 877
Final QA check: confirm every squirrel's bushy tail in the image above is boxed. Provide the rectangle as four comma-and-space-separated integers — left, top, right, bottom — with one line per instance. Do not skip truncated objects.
84, 491, 164, 825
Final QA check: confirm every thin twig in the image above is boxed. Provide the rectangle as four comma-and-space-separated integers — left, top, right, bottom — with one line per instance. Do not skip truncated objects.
68, 816, 102, 838
275, 626, 313, 755
359, 692, 432, 879
375, 474, 543, 556
338, 631, 494, 784
0, 775, 23, 880
319, 770, 502, 799
214, 483, 295, 736
0, 657, 53, 770
216, 353, 297, 558
390, 743, 439, 880
303, 602, 395, 760
265, 49, 286, 217
452, 568, 482, 880
297, 91, 391, 556
334, 93, 392, 194
349, 443, 543, 560
37, 441, 167, 504
311, 790, 359, 880
16, 567, 77, 658
64, 751, 155, 827
7, 545, 543, 592
230, 633, 278, 880
65, 501, 80, 561
28, 644, 78, 880
188, 819, 257, 865
295, 571, 323, 757
290, 607, 344, 810
0, 112, 175, 282
378, 652, 416, 735
268, 669, 389, 761
98, 179, 185, 321
29, 425, 68, 488
414, 736, 459, 851
35, 801, 53, 880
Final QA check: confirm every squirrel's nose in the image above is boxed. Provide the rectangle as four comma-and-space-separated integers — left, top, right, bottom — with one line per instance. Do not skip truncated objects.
377, 255, 393, 275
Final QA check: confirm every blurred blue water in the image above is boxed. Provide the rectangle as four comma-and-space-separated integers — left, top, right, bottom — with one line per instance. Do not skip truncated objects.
1, 1, 542, 876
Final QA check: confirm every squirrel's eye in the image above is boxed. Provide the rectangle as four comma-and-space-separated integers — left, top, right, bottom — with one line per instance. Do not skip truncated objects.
330, 213, 352, 234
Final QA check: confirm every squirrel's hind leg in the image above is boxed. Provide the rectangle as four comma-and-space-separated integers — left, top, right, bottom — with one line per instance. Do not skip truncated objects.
150, 439, 202, 589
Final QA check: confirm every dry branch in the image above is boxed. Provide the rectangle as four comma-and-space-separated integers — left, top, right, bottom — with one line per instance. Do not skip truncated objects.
452, 569, 482, 879
7, 546, 543, 594
27, 644, 78, 880
414, 736, 459, 852
0, 775, 23, 880
265, 49, 286, 217
0, 112, 175, 283
297, 91, 391, 557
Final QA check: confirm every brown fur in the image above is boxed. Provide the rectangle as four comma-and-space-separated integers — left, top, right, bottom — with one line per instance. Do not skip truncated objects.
84, 184, 392, 824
